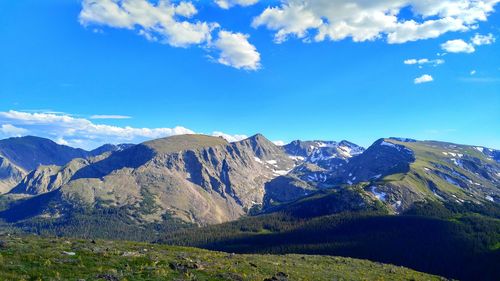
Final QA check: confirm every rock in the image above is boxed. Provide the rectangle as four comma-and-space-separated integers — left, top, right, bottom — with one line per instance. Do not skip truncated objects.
264, 272, 289, 281
62, 251, 76, 256
121, 251, 141, 257
95, 274, 119, 281
0, 240, 7, 249
169, 261, 200, 273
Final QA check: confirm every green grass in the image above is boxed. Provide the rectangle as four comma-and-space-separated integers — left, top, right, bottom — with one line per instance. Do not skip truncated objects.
0, 235, 445, 281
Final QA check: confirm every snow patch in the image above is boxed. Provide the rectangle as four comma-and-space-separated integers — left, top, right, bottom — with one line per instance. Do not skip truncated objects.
288, 155, 305, 161
370, 186, 387, 202
273, 170, 290, 176
254, 157, 263, 164
380, 141, 398, 149
486, 195, 494, 202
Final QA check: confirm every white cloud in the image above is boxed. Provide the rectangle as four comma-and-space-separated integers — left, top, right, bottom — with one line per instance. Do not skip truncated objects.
90, 115, 132, 119
404, 59, 418, 65
252, 0, 500, 44
441, 39, 476, 53
470, 70, 477, 75
404, 58, 444, 66
79, 0, 215, 47
0, 124, 29, 138
211, 131, 248, 142
252, 4, 323, 43
471, 33, 496, 45
213, 31, 261, 70
273, 140, 285, 146
215, 0, 259, 9
0, 110, 248, 149
414, 74, 434, 84
79, 0, 261, 70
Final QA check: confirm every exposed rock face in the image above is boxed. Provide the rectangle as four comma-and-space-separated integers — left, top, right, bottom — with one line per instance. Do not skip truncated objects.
6, 134, 295, 225
0, 156, 26, 194
10, 158, 94, 195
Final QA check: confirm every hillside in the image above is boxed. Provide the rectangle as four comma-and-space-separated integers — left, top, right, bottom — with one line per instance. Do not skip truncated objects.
0, 234, 445, 281
0, 134, 296, 227
160, 198, 500, 281
0, 136, 131, 194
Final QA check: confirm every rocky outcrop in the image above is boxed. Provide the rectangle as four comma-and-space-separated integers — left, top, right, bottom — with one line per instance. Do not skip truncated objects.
0, 156, 26, 194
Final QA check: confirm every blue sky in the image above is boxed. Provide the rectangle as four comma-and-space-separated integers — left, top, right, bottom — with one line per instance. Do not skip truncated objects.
0, 0, 499, 149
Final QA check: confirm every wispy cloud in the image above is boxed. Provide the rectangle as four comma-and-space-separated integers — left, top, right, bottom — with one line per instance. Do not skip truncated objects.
90, 115, 132, 119
459, 77, 500, 83
404, 58, 445, 67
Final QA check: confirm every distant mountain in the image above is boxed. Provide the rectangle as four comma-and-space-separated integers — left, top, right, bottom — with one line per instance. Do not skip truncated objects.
283, 140, 364, 169
0, 136, 89, 171
0, 136, 134, 194
88, 143, 135, 157
265, 138, 500, 210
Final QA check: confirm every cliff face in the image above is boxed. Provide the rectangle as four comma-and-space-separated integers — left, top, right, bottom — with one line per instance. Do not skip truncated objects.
0, 156, 26, 194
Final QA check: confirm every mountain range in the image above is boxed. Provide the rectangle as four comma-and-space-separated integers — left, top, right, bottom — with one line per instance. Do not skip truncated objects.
0, 134, 498, 226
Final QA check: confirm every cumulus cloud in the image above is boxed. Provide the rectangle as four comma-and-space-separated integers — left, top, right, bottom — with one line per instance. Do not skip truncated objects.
441, 33, 495, 54
252, 0, 500, 44
414, 74, 434, 84
0, 110, 246, 149
0, 124, 29, 138
79, 0, 215, 47
441, 39, 475, 53
79, 0, 261, 70
215, 0, 259, 9
213, 31, 261, 70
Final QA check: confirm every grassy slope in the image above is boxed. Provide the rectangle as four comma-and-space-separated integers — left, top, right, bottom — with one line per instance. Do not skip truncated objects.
0, 235, 443, 281
380, 139, 497, 202
144, 134, 228, 154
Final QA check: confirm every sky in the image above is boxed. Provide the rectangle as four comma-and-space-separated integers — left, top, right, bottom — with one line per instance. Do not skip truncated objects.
0, 0, 499, 150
